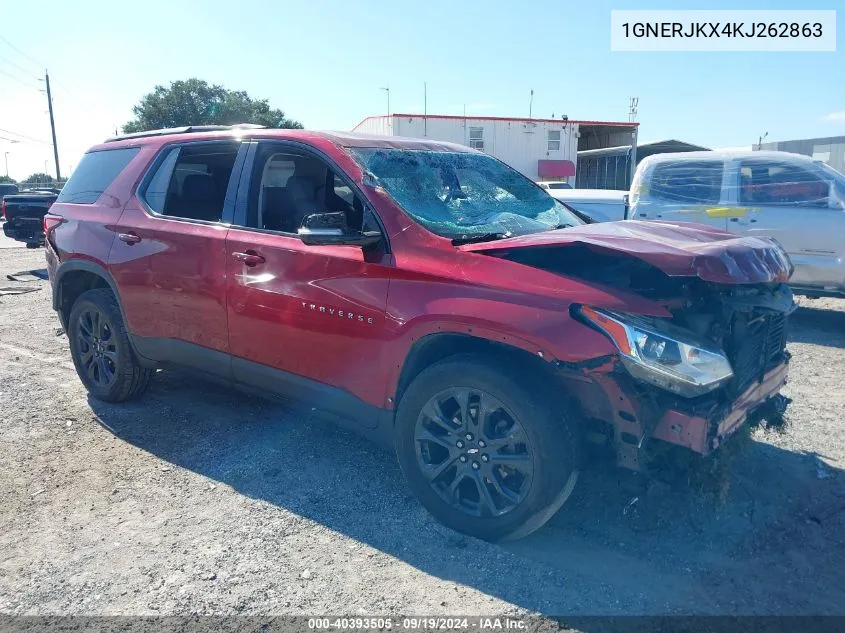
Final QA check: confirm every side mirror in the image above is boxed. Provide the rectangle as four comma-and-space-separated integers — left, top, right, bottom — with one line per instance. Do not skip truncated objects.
297, 212, 382, 248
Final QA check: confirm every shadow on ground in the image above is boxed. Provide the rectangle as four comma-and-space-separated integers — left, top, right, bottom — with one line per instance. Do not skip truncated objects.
788, 305, 845, 349
87, 366, 845, 616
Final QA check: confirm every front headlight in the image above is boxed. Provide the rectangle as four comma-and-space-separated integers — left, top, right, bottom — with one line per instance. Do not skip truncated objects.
579, 307, 733, 397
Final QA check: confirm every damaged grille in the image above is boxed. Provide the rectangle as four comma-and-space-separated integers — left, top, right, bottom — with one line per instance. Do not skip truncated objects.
727, 311, 788, 394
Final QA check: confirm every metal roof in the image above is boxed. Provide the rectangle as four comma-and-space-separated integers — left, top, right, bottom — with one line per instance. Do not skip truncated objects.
577, 139, 709, 159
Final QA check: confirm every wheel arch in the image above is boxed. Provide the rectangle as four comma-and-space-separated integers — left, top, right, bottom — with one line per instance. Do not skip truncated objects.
54, 261, 115, 326
393, 332, 562, 410
53, 260, 154, 367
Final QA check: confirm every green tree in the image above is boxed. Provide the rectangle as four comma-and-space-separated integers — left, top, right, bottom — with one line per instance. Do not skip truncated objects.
123, 78, 303, 133
22, 173, 55, 187
0, 175, 16, 184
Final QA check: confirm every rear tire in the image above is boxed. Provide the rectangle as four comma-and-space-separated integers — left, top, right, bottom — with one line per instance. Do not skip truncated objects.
394, 354, 580, 541
68, 288, 152, 402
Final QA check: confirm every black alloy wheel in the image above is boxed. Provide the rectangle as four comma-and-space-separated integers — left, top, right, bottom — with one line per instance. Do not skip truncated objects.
75, 307, 119, 388
395, 354, 581, 541
414, 387, 534, 517
68, 288, 152, 402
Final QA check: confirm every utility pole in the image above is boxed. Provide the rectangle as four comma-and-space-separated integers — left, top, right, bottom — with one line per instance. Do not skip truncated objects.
45, 71, 61, 181
757, 132, 768, 150
4, 152, 8, 178
529, 89, 534, 119
380, 87, 390, 117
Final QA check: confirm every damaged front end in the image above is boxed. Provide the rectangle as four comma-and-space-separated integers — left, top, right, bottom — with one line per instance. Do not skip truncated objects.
566, 277, 794, 471
465, 225, 797, 472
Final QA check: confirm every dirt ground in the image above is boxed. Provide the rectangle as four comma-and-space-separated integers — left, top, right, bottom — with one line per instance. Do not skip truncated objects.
1, 244, 844, 617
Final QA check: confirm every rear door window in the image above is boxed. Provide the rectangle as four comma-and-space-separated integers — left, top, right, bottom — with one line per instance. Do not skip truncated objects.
739, 160, 830, 207
140, 142, 240, 222
56, 147, 140, 204
649, 161, 724, 204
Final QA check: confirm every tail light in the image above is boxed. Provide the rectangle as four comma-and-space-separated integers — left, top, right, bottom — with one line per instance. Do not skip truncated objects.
1, 199, 6, 220
43, 212, 65, 236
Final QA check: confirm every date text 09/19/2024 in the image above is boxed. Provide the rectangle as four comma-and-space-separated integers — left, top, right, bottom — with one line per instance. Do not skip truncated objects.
307, 617, 527, 630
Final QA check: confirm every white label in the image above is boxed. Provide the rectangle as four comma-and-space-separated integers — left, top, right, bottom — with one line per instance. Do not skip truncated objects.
611, 10, 836, 51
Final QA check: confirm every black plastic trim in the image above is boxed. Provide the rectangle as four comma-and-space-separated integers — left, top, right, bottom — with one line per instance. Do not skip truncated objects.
131, 335, 231, 379
128, 335, 393, 447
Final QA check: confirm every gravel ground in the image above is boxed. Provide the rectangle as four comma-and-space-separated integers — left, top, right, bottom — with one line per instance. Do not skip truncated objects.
1, 245, 844, 617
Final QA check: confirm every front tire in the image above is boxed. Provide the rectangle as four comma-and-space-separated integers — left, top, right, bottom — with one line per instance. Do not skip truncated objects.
68, 288, 152, 402
394, 354, 580, 541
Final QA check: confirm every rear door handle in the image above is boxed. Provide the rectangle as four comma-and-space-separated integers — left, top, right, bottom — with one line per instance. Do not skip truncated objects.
118, 232, 141, 245
232, 251, 265, 266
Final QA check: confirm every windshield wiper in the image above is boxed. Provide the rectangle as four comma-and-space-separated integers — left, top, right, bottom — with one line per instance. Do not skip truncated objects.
451, 232, 512, 245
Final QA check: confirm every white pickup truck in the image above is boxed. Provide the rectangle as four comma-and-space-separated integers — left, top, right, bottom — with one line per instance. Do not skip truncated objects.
629, 150, 845, 298
543, 188, 628, 223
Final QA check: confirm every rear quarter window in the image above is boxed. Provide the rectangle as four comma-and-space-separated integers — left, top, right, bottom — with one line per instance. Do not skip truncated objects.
649, 160, 724, 204
56, 147, 140, 204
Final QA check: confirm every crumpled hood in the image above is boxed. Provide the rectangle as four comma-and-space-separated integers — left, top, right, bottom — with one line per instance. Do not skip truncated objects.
459, 220, 793, 284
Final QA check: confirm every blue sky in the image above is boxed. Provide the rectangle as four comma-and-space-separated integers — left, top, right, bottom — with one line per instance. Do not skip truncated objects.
0, 0, 842, 180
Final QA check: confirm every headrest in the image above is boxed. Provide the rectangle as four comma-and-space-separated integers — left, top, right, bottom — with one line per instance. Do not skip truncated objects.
288, 177, 316, 199
182, 174, 216, 201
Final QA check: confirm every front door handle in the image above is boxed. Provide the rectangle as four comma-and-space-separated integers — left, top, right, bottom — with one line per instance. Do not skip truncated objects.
118, 232, 141, 245
232, 251, 266, 266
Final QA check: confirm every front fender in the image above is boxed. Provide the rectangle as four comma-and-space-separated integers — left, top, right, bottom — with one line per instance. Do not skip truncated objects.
381, 298, 617, 402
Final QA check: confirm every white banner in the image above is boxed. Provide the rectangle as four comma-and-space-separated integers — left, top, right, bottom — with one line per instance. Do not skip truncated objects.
611, 10, 836, 51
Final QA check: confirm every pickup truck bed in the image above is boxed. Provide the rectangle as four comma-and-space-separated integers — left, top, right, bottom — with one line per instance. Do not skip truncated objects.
2, 192, 58, 247
547, 189, 628, 222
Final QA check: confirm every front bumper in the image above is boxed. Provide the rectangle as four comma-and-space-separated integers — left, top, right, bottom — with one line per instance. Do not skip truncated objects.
561, 356, 790, 471
651, 361, 789, 455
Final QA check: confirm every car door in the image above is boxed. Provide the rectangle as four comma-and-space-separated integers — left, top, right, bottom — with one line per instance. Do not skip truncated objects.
729, 158, 845, 289
633, 159, 728, 231
110, 139, 247, 375
225, 141, 393, 423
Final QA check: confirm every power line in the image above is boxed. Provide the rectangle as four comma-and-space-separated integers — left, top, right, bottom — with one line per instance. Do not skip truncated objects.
0, 127, 51, 145
0, 35, 44, 70
0, 135, 48, 146
0, 53, 41, 81
0, 67, 41, 90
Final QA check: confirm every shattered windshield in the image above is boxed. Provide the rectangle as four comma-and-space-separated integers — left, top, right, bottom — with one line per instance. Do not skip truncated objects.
351, 148, 582, 241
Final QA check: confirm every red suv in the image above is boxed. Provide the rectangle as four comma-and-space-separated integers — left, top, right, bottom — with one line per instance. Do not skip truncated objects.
45, 126, 795, 540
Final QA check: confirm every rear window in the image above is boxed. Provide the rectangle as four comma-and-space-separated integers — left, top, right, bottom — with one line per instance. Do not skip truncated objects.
56, 147, 140, 204
0, 184, 19, 197
649, 160, 723, 204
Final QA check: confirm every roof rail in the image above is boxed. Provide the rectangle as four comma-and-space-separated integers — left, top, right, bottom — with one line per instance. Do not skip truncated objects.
105, 123, 266, 143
